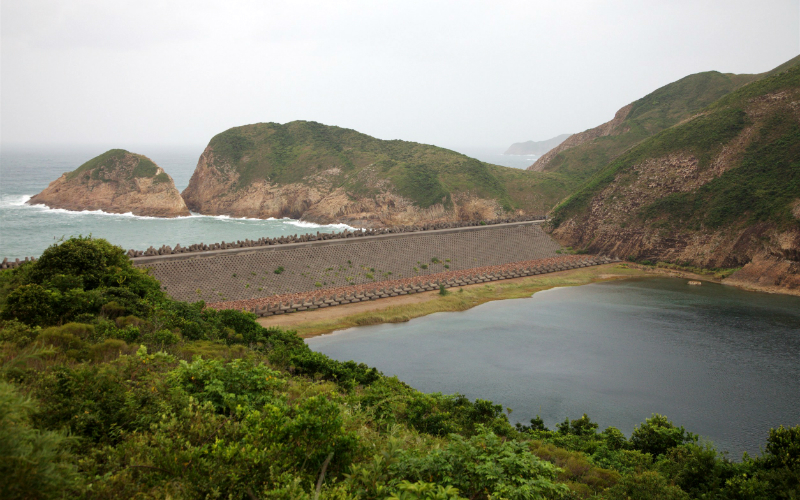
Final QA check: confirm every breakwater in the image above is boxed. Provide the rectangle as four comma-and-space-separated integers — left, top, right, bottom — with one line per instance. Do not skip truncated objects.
133, 220, 563, 304
0, 215, 546, 269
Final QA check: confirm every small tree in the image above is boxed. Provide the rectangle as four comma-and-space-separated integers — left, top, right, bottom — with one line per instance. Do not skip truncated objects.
630, 414, 696, 457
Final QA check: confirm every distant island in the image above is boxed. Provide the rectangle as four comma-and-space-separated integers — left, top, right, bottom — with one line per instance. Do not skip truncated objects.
28, 149, 189, 217
503, 133, 571, 155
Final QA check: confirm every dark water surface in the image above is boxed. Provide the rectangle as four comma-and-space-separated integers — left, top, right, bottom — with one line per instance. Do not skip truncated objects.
307, 278, 800, 457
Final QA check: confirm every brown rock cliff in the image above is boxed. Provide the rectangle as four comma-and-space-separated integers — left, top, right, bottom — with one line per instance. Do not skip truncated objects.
28, 149, 190, 218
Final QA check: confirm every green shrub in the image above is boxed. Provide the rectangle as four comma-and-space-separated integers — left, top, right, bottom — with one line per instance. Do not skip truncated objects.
602, 471, 689, 500
146, 329, 180, 346
37, 324, 92, 352
1, 284, 62, 326
389, 429, 567, 500
387, 481, 465, 500
100, 300, 126, 318
556, 413, 599, 436
630, 414, 696, 457
169, 357, 286, 414
0, 382, 78, 500
88, 339, 129, 362
0, 320, 40, 347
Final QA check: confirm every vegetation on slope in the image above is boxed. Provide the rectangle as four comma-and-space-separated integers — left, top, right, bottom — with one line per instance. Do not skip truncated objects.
66, 149, 161, 182
537, 56, 800, 184
550, 63, 800, 235
1, 237, 799, 499
207, 121, 531, 211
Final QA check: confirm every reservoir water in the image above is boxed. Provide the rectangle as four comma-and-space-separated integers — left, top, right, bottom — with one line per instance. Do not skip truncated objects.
307, 278, 800, 457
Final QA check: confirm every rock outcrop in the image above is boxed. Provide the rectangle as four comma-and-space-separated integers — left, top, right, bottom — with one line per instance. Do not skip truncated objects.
182, 121, 548, 227
28, 149, 190, 217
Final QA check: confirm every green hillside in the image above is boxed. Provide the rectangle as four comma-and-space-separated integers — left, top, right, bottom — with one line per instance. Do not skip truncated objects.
207, 121, 558, 213
537, 55, 800, 183
66, 149, 167, 184
551, 63, 800, 233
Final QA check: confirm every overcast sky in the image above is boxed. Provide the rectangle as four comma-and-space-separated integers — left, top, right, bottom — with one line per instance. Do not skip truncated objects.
2, 0, 798, 150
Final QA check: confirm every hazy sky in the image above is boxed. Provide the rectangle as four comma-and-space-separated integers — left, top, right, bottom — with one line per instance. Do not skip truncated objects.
2, 0, 798, 150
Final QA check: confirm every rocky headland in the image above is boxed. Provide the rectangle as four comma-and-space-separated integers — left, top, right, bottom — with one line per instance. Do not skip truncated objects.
28, 149, 189, 217
181, 121, 556, 228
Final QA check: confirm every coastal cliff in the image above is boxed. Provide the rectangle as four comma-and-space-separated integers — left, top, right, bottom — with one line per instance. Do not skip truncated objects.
548, 62, 800, 294
182, 121, 559, 227
28, 149, 190, 217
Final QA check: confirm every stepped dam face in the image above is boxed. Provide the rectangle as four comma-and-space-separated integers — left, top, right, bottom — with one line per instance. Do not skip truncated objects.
132, 221, 565, 305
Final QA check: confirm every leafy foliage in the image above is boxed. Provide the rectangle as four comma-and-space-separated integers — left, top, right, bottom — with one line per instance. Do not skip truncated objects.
0, 238, 797, 498
0, 382, 78, 500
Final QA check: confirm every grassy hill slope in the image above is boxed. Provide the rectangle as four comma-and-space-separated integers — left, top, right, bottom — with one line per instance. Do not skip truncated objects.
183, 121, 571, 225
530, 55, 800, 185
548, 60, 800, 291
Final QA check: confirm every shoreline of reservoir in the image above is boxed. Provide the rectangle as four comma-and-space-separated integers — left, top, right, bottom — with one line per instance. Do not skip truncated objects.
259, 261, 799, 337
259, 263, 652, 337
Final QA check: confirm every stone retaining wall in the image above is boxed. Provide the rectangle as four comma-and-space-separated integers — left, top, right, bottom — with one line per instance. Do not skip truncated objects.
135, 221, 562, 303
211, 254, 619, 317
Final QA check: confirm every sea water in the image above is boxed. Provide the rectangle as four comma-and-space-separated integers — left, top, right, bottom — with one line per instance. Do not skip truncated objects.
308, 278, 800, 457
0, 145, 353, 259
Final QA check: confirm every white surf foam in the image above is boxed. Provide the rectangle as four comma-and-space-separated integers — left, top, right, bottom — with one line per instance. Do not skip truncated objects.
283, 219, 358, 230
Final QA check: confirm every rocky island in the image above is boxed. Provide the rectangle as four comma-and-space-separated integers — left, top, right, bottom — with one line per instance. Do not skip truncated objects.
28, 149, 190, 217
181, 121, 560, 227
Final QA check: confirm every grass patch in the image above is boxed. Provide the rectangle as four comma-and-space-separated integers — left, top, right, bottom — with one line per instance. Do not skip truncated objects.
262, 264, 649, 337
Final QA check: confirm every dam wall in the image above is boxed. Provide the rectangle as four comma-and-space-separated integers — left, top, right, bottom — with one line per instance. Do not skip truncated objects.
133, 220, 564, 304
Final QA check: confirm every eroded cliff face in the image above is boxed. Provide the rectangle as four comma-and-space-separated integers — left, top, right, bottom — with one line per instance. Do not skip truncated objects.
28, 150, 189, 217
182, 146, 509, 227
550, 88, 800, 294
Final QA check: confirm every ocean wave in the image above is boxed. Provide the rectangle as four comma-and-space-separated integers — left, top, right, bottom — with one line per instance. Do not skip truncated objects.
1, 195, 356, 229
0, 194, 33, 208
283, 219, 358, 230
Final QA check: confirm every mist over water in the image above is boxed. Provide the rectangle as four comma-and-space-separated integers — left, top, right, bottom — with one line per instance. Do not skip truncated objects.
449, 146, 538, 169
0, 147, 352, 258
308, 278, 800, 458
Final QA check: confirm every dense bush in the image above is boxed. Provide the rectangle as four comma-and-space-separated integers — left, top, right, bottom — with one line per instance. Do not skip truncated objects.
0, 237, 798, 499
